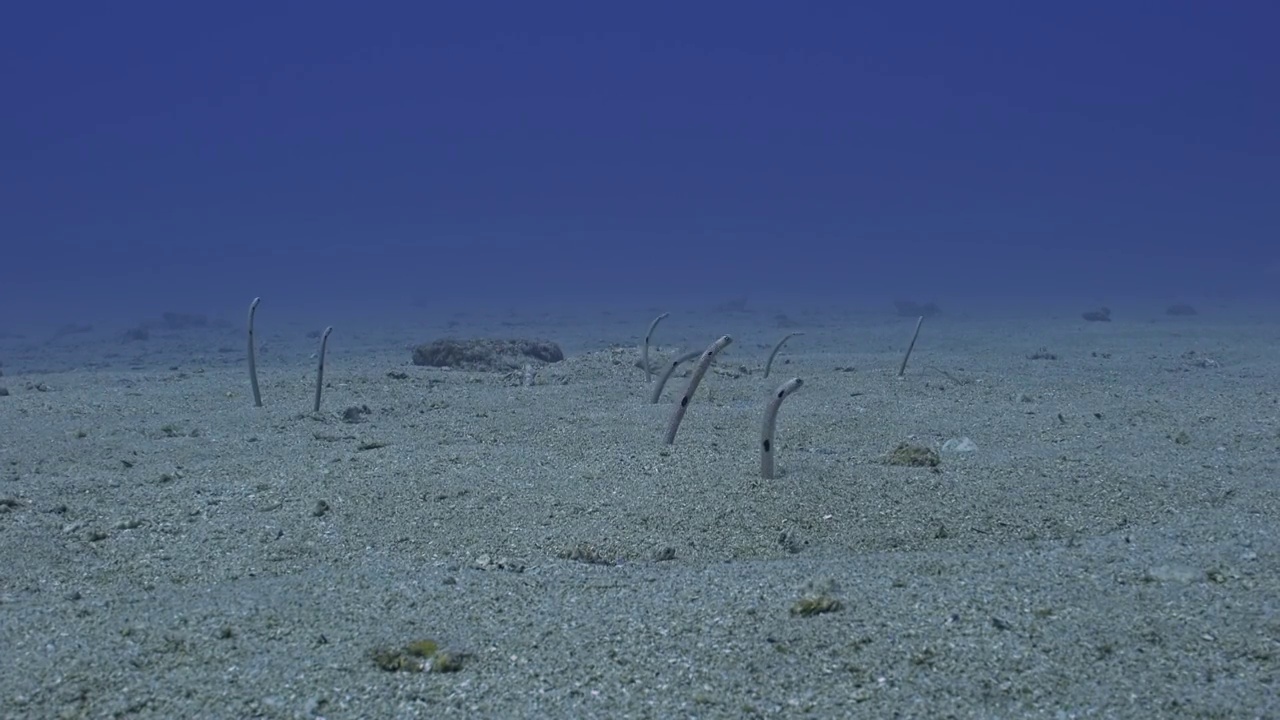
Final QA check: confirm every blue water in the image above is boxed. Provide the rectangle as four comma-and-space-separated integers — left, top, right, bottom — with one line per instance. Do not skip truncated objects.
2, 3, 1276, 330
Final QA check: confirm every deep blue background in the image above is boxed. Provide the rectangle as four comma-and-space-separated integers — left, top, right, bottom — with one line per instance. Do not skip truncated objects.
2, 1, 1276, 323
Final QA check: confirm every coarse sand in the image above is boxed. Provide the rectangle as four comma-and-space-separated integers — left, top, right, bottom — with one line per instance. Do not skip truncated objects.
0, 303, 1276, 718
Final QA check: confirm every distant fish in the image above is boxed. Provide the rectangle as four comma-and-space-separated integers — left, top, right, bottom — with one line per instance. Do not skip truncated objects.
1082, 307, 1111, 322
894, 299, 942, 318
47, 323, 93, 342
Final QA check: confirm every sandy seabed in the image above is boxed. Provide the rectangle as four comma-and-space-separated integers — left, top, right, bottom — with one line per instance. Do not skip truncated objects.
0, 303, 1276, 719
